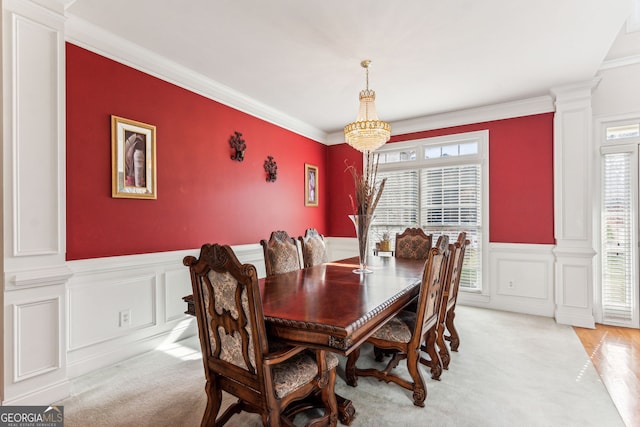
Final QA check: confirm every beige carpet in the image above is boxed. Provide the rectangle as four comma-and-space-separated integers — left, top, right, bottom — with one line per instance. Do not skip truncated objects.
57, 306, 624, 426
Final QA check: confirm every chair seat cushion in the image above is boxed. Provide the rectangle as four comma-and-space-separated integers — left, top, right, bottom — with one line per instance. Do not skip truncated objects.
273, 351, 339, 399
371, 315, 413, 343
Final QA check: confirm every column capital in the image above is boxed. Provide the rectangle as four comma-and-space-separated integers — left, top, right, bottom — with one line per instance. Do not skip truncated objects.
551, 78, 602, 105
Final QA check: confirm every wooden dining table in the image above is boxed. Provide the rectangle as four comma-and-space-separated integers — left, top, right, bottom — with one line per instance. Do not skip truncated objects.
184, 255, 426, 425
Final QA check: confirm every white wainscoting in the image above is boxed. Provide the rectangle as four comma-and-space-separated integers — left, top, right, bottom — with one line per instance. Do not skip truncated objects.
63, 239, 554, 380
478, 242, 556, 317
325, 237, 359, 262
2, 0, 70, 406
65, 244, 266, 379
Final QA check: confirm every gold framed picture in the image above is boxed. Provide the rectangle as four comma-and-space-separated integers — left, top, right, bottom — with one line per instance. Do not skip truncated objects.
111, 115, 157, 199
304, 163, 318, 207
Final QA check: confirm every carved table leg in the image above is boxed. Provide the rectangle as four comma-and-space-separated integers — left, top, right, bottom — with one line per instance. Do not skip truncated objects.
345, 347, 360, 387
336, 394, 356, 425
290, 390, 355, 425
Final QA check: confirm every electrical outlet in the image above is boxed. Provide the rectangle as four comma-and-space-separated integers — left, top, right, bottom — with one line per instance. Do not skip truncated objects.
508, 280, 514, 289
119, 309, 131, 328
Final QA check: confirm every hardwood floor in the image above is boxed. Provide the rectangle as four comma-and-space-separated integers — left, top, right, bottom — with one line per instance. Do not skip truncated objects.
574, 324, 640, 427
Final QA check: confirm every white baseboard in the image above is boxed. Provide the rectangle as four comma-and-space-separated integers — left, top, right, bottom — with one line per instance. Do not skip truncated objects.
66, 320, 197, 379
2, 379, 70, 406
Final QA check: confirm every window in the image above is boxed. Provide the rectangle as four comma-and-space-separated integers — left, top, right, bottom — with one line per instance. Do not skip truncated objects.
370, 131, 488, 292
601, 151, 634, 322
598, 118, 640, 327
606, 124, 640, 141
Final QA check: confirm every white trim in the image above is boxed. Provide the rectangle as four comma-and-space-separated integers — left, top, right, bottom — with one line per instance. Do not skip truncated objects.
1, 379, 70, 406
13, 297, 61, 382
7, 264, 72, 290
627, 0, 640, 33
326, 96, 554, 145
64, 14, 327, 144
599, 54, 640, 71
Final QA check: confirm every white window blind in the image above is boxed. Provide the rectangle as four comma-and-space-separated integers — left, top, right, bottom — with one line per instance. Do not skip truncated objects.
601, 152, 634, 322
421, 165, 481, 290
370, 170, 419, 246
371, 130, 487, 293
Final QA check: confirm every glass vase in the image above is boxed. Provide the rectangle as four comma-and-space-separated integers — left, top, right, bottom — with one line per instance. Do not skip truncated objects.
349, 214, 374, 274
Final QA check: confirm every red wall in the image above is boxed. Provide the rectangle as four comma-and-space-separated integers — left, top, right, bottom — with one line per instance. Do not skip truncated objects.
67, 43, 554, 260
66, 44, 327, 260
327, 114, 555, 244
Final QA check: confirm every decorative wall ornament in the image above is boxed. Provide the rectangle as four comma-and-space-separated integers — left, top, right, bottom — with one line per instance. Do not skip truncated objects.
229, 131, 246, 162
264, 156, 277, 182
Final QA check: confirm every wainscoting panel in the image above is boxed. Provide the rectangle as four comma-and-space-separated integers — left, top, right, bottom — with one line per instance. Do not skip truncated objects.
486, 243, 556, 317
165, 268, 193, 322
68, 274, 157, 351
8, 2, 64, 257
495, 259, 549, 299
325, 237, 358, 262
13, 297, 60, 382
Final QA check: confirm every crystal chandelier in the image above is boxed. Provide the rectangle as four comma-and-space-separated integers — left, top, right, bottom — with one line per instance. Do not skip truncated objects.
344, 60, 391, 152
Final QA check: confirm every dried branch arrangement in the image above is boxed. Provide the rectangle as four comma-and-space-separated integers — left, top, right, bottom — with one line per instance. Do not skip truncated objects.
345, 151, 387, 271
345, 151, 387, 216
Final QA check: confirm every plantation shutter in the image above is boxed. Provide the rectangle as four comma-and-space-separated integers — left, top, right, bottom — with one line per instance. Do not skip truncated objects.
601, 152, 634, 322
421, 164, 481, 290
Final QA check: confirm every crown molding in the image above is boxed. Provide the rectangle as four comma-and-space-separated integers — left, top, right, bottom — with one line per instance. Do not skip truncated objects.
599, 54, 640, 71
65, 13, 558, 147
325, 95, 555, 145
64, 14, 327, 143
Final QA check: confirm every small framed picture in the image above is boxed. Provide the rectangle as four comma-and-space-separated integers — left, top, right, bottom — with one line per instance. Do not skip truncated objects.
111, 115, 157, 199
305, 163, 318, 207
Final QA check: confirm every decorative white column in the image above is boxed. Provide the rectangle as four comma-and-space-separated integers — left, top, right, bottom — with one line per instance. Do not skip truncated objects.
551, 79, 600, 328
2, 0, 71, 404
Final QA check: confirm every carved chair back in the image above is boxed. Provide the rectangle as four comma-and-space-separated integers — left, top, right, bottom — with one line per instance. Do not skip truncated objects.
298, 228, 329, 268
344, 234, 450, 407
435, 232, 471, 365
443, 232, 469, 312
411, 234, 449, 348
184, 243, 338, 426
260, 230, 303, 276
184, 244, 268, 411
395, 228, 433, 260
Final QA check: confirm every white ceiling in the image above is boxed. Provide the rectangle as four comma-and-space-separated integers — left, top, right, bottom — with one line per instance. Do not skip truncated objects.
64, 0, 633, 140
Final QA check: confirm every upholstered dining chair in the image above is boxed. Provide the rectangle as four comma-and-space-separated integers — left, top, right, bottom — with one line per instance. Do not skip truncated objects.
298, 228, 329, 268
395, 228, 433, 315
395, 227, 433, 260
184, 243, 338, 427
439, 232, 470, 364
417, 232, 470, 375
260, 230, 303, 276
345, 235, 450, 407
